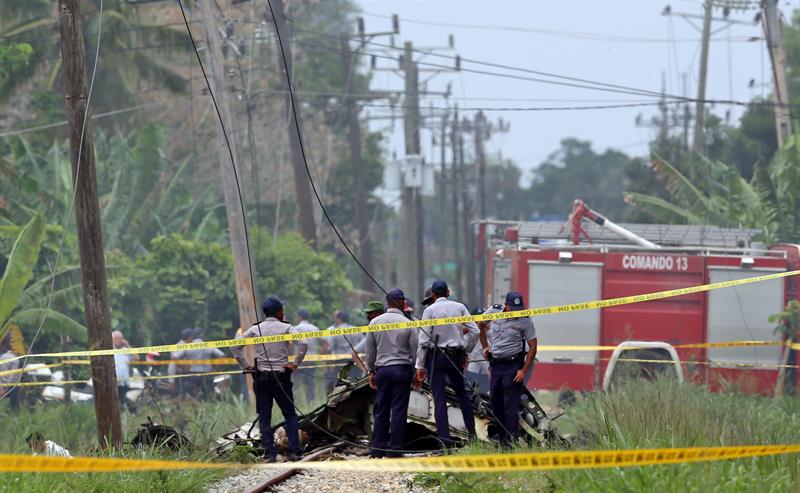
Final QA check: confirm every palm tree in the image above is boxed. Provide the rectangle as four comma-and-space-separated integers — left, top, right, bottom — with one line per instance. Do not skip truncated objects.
0, 0, 188, 110
626, 133, 800, 244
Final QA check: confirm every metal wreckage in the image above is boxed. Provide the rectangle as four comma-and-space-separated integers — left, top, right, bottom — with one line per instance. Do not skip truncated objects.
213, 363, 567, 457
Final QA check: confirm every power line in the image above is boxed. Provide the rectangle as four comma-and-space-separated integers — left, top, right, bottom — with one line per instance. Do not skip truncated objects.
265, 12, 387, 295
359, 10, 760, 44
293, 36, 800, 111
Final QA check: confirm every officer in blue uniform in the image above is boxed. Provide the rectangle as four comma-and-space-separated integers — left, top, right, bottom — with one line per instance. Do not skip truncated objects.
479, 291, 538, 446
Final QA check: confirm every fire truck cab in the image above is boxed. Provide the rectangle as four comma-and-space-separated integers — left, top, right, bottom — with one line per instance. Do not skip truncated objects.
481, 202, 800, 395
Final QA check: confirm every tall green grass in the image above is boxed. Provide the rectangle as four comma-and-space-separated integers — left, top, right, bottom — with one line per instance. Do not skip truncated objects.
419, 378, 800, 493
0, 396, 255, 493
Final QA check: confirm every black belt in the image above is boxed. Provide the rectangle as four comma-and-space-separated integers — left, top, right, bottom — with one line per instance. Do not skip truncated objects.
433, 346, 465, 357
488, 352, 525, 364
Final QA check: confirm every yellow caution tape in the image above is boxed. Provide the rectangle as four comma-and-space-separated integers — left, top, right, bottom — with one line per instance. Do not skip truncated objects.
2, 269, 795, 364
128, 354, 355, 366
0, 363, 64, 377
0, 380, 85, 388
0, 361, 350, 387
1, 444, 800, 473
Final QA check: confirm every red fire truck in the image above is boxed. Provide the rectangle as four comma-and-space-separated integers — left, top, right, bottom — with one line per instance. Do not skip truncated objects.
480, 200, 800, 395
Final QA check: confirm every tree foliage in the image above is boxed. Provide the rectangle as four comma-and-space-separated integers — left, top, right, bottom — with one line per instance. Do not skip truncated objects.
0, 213, 86, 344
527, 138, 640, 219
627, 132, 800, 244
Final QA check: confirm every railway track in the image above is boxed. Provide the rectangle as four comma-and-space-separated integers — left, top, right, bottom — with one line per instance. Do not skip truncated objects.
230, 443, 436, 493
243, 443, 345, 493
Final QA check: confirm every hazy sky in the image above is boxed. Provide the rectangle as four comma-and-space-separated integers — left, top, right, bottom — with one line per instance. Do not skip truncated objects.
357, 0, 790, 180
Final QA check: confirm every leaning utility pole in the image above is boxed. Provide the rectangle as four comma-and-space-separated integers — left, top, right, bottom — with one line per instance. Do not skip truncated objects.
58, 0, 122, 449
271, 0, 318, 247
762, 0, 793, 146
402, 41, 424, 298
692, 0, 713, 158
197, 0, 258, 331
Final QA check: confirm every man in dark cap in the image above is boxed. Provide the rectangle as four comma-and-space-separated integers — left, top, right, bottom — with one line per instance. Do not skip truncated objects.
415, 280, 479, 442
480, 291, 538, 446
232, 296, 308, 462
364, 289, 419, 457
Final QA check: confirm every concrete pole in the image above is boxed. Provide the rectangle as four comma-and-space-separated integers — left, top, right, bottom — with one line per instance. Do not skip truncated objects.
762, 0, 793, 146
402, 42, 423, 298
691, 1, 713, 162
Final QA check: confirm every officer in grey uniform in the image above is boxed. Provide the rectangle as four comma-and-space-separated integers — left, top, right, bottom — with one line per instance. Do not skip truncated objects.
364, 289, 419, 457
232, 296, 308, 461
415, 279, 479, 442
479, 291, 538, 446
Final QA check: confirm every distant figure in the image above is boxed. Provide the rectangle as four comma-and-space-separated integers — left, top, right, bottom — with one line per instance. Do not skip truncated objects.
294, 309, 320, 402
468, 305, 503, 393
112, 330, 135, 410
403, 298, 416, 320
170, 328, 194, 397
27, 432, 71, 458
321, 310, 361, 390
173, 328, 225, 399
0, 334, 22, 411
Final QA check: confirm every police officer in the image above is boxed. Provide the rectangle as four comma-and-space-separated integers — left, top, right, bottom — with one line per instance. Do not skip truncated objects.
415, 280, 479, 442
364, 289, 419, 457
479, 291, 538, 446
232, 296, 308, 462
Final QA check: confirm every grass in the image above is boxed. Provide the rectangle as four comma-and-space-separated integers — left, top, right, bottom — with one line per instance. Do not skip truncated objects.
416, 377, 800, 493
0, 395, 253, 492
0, 367, 331, 492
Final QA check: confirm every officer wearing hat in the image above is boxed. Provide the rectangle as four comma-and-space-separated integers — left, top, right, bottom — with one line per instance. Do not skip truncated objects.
232, 296, 308, 462
479, 291, 537, 446
351, 301, 385, 372
361, 301, 385, 321
415, 280, 479, 442
364, 289, 419, 457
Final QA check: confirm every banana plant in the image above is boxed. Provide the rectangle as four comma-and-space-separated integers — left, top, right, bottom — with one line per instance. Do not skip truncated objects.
626, 133, 800, 244
0, 213, 87, 344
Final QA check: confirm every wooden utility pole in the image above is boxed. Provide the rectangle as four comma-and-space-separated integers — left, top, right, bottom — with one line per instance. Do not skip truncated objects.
402, 41, 424, 299
339, 35, 374, 293
473, 112, 487, 307
271, 0, 318, 247
762, 0, 793, 146
691, 1, 712, 159
459, 117, 478, 309
57, 0, 122, 449
197, 0, 258, 332
438, 109, 448, 276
